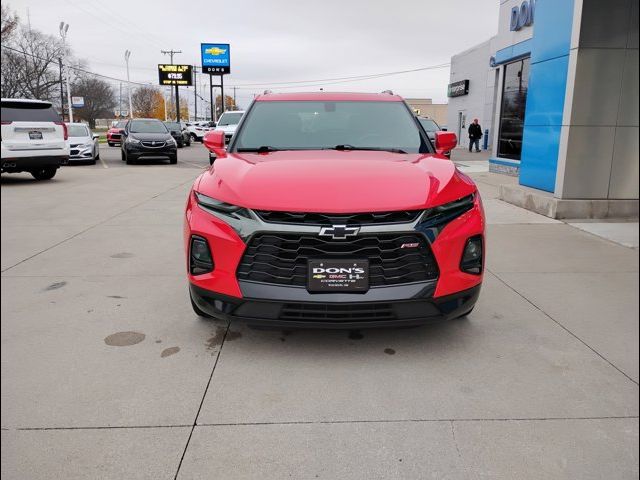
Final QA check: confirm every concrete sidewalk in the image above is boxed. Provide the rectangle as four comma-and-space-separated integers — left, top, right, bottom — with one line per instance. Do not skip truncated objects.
1, 146, 638, 479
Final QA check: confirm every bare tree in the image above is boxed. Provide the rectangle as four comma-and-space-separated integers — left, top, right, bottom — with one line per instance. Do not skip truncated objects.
71, 76, 116, 128
1, 25, 65, 101
1, 4, 18, 42
132, 86, 162, 118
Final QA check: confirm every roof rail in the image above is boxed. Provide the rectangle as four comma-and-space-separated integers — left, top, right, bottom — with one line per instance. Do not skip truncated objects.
381, 90, 394, 95
263, 89, 273, 95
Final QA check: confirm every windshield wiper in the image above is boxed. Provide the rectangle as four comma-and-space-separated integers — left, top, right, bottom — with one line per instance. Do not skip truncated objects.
236, 146, 280, 153
330, 145, 407, 154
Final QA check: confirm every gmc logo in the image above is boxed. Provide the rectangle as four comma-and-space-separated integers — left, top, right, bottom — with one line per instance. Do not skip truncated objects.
318, 225, 360, 239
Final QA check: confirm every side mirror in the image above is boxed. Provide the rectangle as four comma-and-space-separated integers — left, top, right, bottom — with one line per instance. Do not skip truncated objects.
435, 131, 457, 157
92, 134, 99, 140
203, 130, 227, 158
441, 127, 448, 131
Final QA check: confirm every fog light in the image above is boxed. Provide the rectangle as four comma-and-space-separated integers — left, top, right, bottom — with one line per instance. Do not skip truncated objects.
190, 235, 214, 275
461, 235, 483, 274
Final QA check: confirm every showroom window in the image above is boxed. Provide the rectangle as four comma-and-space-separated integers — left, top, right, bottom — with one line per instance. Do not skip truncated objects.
497, 58, 530, 160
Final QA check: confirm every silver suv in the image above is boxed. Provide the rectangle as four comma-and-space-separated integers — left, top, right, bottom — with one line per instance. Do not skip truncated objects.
1, 98, 70, 180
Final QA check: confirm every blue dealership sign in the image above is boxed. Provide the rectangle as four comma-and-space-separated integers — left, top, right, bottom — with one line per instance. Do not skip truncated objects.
201, 43, 231, 74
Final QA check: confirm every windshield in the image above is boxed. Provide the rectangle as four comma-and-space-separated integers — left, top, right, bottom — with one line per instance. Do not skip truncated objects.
233, 101, 429, 153
114, 121, 127, 129
130, 120, 168, 134
68, 125, 89, 137
217, 112, 243, 126
418, 118, 440, 132
164, 122, 180, 130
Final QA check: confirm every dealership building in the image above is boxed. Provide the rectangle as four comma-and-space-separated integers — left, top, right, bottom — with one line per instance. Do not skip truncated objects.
447, 0, 638, 218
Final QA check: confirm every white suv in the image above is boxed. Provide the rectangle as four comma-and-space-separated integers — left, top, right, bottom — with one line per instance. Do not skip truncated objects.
184, 122, 210, 142
214, 110, 245, 144
1, 98, 70, 180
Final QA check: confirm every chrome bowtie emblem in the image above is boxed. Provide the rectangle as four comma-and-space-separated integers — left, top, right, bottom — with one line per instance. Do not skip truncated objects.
318, 225, 360, 239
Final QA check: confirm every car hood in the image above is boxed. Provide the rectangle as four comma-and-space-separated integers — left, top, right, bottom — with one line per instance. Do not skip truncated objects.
196, 150, 476, 212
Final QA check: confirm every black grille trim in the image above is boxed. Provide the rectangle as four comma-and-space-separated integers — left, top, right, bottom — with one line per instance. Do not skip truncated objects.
254, 210, 422, 226
237, 233, 439, 287
280, 302, 396, 322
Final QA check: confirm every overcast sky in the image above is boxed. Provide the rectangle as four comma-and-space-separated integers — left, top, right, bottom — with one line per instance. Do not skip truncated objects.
10, 0, 498, 111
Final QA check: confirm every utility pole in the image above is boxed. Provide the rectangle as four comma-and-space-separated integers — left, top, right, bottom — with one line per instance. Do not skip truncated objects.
193, 66, 197, 121
161, 49, 182, 122
209, 76, 214, 122
58, 58, 64, 120
124, 50, 132, 118
58, 22, 73, 123
119, 82, 122, 118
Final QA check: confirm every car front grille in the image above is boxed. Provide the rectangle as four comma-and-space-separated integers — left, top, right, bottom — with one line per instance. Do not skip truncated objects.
141, 141, 166, 148
237, 232, 438, 287
254, 210, 422, 225
280, 302, 396, 322
110, 134, 121, 140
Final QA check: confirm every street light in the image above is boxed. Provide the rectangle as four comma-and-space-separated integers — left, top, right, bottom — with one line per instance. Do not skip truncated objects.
124, 50, 133, 118
58, 21, 73, 123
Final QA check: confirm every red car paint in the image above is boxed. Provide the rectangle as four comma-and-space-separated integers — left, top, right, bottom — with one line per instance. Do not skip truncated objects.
187, 92, 485, 326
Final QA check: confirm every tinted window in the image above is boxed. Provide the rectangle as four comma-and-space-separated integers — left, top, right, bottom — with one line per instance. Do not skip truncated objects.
130, 120, 168, 134
68, 125, 89, 137
497, 58, 529, 160
1, 102, 61, 122
164, 122, 180, 130
217, 112, 243, 126
234, 101, 429, 153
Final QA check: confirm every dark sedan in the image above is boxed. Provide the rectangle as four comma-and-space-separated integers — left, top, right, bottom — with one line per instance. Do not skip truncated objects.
120, 119, 177, 164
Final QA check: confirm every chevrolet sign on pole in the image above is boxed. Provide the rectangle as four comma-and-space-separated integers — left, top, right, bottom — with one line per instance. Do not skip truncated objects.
158, 64, 193, 86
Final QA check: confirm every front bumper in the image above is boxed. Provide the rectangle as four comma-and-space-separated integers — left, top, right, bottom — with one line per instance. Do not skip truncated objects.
190, 282, 480, 328
124, 143, 176, 159
184, 190, 485, 327
69, 146, 94, 161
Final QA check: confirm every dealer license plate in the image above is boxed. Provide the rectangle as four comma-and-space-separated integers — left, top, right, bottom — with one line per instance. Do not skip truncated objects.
307, 259, 369, 292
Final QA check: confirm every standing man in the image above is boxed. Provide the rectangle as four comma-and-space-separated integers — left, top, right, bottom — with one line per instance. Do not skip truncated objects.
468, 118, 482, 153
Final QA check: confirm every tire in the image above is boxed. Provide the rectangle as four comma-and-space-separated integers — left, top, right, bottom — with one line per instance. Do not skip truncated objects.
190, 296, 212, 318
169, 154, 177, 164
177, 139, 183, 148
185, 137, 191, 146
121, 149, 126, 161
209, 153, 216, 165
190, 133, 197, 142
31, 167, 57, 180
95, 149, 100, 160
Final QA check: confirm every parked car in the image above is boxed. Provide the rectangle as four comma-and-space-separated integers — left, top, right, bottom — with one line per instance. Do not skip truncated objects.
120, 118, 177, 164
190, 92, 483, 328
213, 110, 245, 144
1, 98, 69, 180
67, 123, 100, 164
416, 116, 442, 144
184, 122, 208, 142
164, 121, 191, 148
107, 120, 127, 146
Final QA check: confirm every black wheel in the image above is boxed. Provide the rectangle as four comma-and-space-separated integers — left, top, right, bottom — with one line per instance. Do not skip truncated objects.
209, 153, 216, 165
169, 154, 177, 164
121, 149, 126, 161
95, 150, 100, 160
190, 296, 212, 318
177, 139, 184, 148
190, 133, 197, 142
31, 167, 57, 180
185, 137, 191, 146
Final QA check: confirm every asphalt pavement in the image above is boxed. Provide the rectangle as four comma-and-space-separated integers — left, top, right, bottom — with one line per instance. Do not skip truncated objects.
1, 143, 638, 479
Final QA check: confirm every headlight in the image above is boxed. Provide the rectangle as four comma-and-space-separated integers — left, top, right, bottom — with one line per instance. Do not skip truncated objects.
194, 192, 246, 214
80, 142, 93, 149
193, 192, 255, 239
168, 137, 177, 146
416, 193, 476, 241
126, 137, 141, 144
